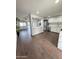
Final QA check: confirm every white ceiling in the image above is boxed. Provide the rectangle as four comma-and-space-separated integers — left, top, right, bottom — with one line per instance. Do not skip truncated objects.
16, 0, 62, 17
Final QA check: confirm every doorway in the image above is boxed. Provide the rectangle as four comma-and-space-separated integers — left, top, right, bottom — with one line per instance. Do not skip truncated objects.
43, 20, 50, 32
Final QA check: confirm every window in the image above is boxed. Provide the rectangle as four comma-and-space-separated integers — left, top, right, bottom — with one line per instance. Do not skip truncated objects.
19, 22, 26, 26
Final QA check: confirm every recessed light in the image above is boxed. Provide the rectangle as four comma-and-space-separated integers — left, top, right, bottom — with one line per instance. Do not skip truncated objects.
36, 11, 39, 14
55, 0, 59, 4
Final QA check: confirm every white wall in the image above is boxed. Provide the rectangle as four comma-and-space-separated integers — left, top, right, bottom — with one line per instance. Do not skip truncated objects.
58, 31, 62, 50
48, 16, 62, 33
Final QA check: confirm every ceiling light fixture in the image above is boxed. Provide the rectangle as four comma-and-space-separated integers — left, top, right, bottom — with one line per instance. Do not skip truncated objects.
36, 11, 39, 14
55, 0, 59, 4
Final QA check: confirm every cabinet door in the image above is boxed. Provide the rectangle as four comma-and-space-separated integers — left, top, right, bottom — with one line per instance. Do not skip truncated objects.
50, 25, 58, 32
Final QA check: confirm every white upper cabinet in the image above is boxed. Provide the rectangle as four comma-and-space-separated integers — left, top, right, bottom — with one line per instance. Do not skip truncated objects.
48, 16, 62, 33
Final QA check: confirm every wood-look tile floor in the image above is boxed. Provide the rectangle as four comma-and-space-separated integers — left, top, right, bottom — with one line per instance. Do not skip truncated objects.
32, 32, 59, 47
16, 27, 61, 59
